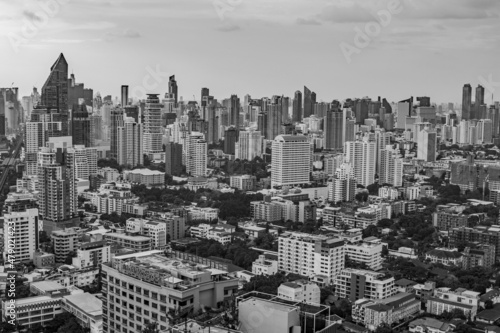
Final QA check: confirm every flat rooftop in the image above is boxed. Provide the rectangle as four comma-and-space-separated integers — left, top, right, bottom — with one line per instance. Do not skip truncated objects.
63, 293, 102, 317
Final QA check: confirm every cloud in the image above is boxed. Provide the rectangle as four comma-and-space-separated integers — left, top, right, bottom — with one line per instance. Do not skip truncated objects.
23, 10, 42, 22
103, 28, 141, 41
296, 17, 321, 26
216, 23, 241, 32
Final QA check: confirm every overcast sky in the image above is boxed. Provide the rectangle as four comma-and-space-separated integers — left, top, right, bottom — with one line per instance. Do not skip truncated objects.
1, 0, 499, 105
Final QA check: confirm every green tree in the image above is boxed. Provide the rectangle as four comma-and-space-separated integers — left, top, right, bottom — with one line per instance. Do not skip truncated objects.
142, 322, 160, 333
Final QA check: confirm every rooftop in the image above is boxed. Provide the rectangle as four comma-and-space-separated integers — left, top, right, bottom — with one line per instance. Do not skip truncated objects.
63, 293, 102, 317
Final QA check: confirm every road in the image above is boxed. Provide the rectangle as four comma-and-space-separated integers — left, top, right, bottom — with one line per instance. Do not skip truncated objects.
0, 132, 24, 194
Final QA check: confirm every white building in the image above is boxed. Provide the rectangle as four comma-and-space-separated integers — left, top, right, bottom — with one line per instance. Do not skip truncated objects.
72, 241, 111, 269
3, 208, 39, 264
427, 287, 480, 320
344, 139, 376, 187
186, 132, 207, 177
235, 129, 263, 161
230, 175, 257, 191
117, 117, 143, 167
143, 94, 163, 158
345, 241, 383, 271
380, 145, 403, 187
328, 162, 356, 203
252, 254, 278, 276
52, 228, 82, 263
271, 135, 311, 187
69, 145, 98, 180
126, 218, 167, 249
417, 129, 437, 162
277, 280, 320, 305
278, 232, 345, 286
61, 293, 102, 333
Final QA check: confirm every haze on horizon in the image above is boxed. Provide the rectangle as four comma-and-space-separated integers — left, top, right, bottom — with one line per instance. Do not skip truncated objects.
1, 0, 499, 105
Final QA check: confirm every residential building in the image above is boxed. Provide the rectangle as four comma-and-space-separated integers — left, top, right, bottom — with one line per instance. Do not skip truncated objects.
252, 254, 278, 276
123, 169, 164, 186
379, 145, 403, 187
186, 132, 207, 177
345, 139, 376, 187
52, 227, 81, 263
408, 317, 454, 333
345, 241, 383, 271
426, 287, 480, 320
143, 94, 163, 158
334, 268, 395, 302
278, 232, 345, 286
72, 241, 111, 269
277, 280, 320, 305
61, 293, 102, 333
3, 208, 39, 264
328, 162, 356, 203
235, 129, 263, 161
117, 117, 143, 167
425, 248, 463, 266
462, 244, 496, 269
103, 233, 151, 252
230, 175, 257, 191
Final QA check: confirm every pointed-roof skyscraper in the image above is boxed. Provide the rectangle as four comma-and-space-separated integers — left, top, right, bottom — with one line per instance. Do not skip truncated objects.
41, 53, 69, 112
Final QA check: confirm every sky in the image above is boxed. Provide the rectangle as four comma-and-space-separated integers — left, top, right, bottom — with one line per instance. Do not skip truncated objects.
1, 0, 499, 105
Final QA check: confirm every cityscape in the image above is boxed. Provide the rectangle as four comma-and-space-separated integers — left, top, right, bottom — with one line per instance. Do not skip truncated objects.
2, 1, 500, 333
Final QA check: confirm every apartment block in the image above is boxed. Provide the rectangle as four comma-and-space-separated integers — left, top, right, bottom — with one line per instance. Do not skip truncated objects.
426, 287, 480, 320
345, 241, 383, 271
103, 233, 151, 252
52, 227, 82, 263
3, 208, 39, 264
334, 268, 396, 302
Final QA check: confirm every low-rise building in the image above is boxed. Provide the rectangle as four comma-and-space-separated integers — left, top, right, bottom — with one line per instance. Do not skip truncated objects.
277, 280, 320, 305
462, 244, 496, 269
33, 252, 55, 268
72, 241, 111, 269
241, 224, 266, 239
345, 241, 383, 271
426, 287, 480, 320
252, 254, 278, 276
363, 293, 420, 331
425, 248, 463, 266
61, 293, 102, 333
186, 207, 219, 221
103, 232, 151, 252
123, 168, 165, 186
408, 317, 454, 333
334, 268, 395, 302
230, 175, 257, 191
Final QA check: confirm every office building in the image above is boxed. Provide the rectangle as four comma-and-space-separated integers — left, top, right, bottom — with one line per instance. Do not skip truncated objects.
41, 53, 68, 112
72, 241, 111, 269
110, 107, 124, 160
168, 75, 178, 104
165, 142, 183, 177
117, 117, 143, 167
278, 232, 345, 286
224, 127, 238, 155
3, 208, 39, 264
303, 86, 314, 119
71, 105, 91, 147
324, 108, 343, 151
462, 84, 472, 120
121, 85, 129, 106
417, 129, 437, 162
271, 135, 311, 187
52, 228, 81, 263
396, 101, 411, 129
292, 90, 302, 122
277, 280, 320, 305
477, 119, 493, 144
230, 175, 257, 191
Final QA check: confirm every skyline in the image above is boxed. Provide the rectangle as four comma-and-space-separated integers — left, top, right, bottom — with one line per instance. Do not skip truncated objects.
1, 0, 500, 103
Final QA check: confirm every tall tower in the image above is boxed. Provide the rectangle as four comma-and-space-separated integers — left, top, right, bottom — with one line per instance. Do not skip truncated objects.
121, 85, 129, 106
324, 104, 344, 151
236, 129, 263, 161
229, 94, 240, 130
293, 90, 303, 122
41, 53, 68, 112
328, 162, 356, 203
71, 104, 91, 147
380, 145, 403, 187
475, 85, 485, 119
224, 127, 238, 155
271, 135, 311, 187
165, 142, 183, 177
304, 86, 313, 119
186, 132, 207, 177
344, 140, 376, 187
110, 107, 124, 160
201, 87, 209, 107
267, 96, 283, 140
417, 129, 437, 162
143, 94, 163, 157
117, 117, 143, 167
462, 84, 472, 120
168, 75, 178, 105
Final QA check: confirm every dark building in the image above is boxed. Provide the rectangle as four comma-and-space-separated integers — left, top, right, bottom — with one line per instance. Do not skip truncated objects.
304, 86, 314, 119
224, 127, 238, 155
110, 108, 124, 160
71, 104, 91, 147
292, 90, 302, 122
462, 84, 472, 120
417, 96, 431, 107
83, 88, 93, 107
325, 102, 344, 151
121, 85, 129, 106
354, 98, 370, 124
41, 53, 69, 113
124, 105, 139, 123
165, 142, 183, 177
257, 112, 268, 139
89, 174, 105, 191
475, 85, 485, 119
267, 96, 284, 141
168, 75, 178, 105
201, 87, 209, 107
229, 95, 240, 130
207, 100, 219, 144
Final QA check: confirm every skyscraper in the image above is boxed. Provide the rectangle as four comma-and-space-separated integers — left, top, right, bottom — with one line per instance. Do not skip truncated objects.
271, 135, 311, 187
462, 84, 472, 120
475, 85, 485, 119
121, 85, 129, 106
201, 87, 209, 107
396, 101, 411, 129
165, 142, 183, 177
292, 90, 303, 122
477, 119, 493, 144
186, 132, 207, 177
143, 94, 163, 157
110, 107, 124, 160
324, 106, 344, 151
375, 130, 392, 173
41, 53, 69, 112
117, 117, 143, 167
235, 129, 263, 161
380, 145, 403, 187
228, 94, 240, 130
354, 98, 370, 125
168, 75, 178, 105
344, 140, 376, 187
304, 86, 314, 119
417, 129, 437, 162
71, 104, 91, 147
328, 162, 356, 203
224, 127, 238, 155
267, 96, 283, 140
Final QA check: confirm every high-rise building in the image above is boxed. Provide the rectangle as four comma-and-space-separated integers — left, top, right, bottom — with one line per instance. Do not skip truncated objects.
328, 162, 356, 203
68, 145, 98, 180
462, 84, 472, 120
71, 104, 91, 147
304, 86, 314, 119
117, 117, 143, 167
121, 85, 129, 106
278, 232, 345, 285
292, 90, 302, 122
143, 94, 163, 157
380, 145, 403, 187
355, 98, 370, 125
206, 100, 219, 144
110, 108, 124, 160
334, 268, 395, 301
165, 142, 183, 177
186, 132, 207, 177
228, 95, 240, 130
271, 135, 311, 187
417, 129, 437, 162
375, 130, 392, 173
477, 119, 493, 144
201, 87, 209, 108
168, 75, 178, 105
396, 101, 411, 129
235, 129, 263, 161
41, 53, 68, 112
345, 140, 376, 187
224, 127, 238, 155
3, 208, 39, 264
324, 107, 344, 151
267, 96, 283, 140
